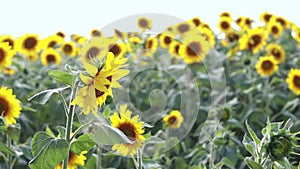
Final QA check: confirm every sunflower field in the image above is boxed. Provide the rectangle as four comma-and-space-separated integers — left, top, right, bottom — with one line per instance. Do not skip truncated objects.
0, 12, 300, 169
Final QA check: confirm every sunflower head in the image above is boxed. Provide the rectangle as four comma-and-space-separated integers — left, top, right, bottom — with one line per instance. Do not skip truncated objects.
61, 42, 77, 57
16, 34, 40, 55
90, 29, 102, 37
255, 56, 278, 77
163, 110, 184, 128
0, 87, 22, 125
188, 17, 202, 27
56, 31, 65, 39
41, 35, 64, 49
55, 151, 87, 169
41, 48, 62, 66
218, 17, 232, 32
267, 20, 284, 39
260, 12, 273, 24
0, 42, 14, 70
266, 44, 285, 63
219, 12, 231, 19
286, 68, 300, 95
174, 22, 194, 36
1, 35, 15, 50
110, 104, 145, 156
137, 17, 152, 30
142, 37, 158, 57
239, 27, 267, 54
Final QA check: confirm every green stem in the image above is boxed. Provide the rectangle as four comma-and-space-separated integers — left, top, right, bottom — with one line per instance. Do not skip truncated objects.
6, 136, 12, 169
97, 145, 102, 169
62, 86, 77, 169
137, 149, 142, 169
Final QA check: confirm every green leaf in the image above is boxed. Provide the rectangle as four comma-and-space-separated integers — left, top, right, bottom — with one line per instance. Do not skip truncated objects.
70, 134, 96, 155
48, 70, 75, 87
6, 123, 21, 143
28, 86, 69, 105
102, 106, 111, 118
56, 126, 66, 138
45, 126, 55, 137
242, 135, 256, 157
246, 121, 261, 146
83, 154, 97, 169
29, 132, 69, 169
245, 157, 264, 169
93, 122, 134, 145
0, 142, 16, 156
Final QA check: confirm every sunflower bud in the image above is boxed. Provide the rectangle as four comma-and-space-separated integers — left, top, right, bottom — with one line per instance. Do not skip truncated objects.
267, 134, 293, 160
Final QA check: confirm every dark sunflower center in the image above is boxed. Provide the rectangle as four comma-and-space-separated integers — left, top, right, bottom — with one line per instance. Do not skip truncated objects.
174, 44, 180, 54
63, 44, 73, 53
221, 13, 230, 17
271, 49, 281, 58
3, 39, 14, 49
48, 41, 57, 48
56, 32, 65, 38
0, 98, 8, 116
163, 36, 172, 45
245, 19, 251, 26
228, 33, 239, 42
115, 30, 123, 38
24, 37, 37, 50
264, 14, 272, 22
271, 26, 279, 34
68, 152, 75, 160
192, 18, 201, 26
167, 116, 177, 125
293, 76, 300, 88
262, 60, 273, 70
178, 24, 190, 34
139, 19, 148, 28
118, 122, 137, 140
236, 18, 242, 24
276, 18, 286, 27
95, 89, 104, 97
249, 34, 262, 48
109, 44, 121, 57
92, 30, 101, 37
86, 47, 100, 59
221, 21, 230, 30
0, 49, 5, 62
187, 42, 201, 57
146, 40, 153, 49
46, 54, 56, 63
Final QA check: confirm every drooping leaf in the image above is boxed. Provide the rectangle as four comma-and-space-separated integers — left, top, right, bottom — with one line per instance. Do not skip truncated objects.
70, 134, 96, 155
48, 70, 76, 87
93, 122, 134, 145
27, 86, 69, 105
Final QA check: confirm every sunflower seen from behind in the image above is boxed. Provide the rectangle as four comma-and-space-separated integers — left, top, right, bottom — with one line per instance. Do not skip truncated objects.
0, 87, 22, 125
110, 104, 145, 156
163, 110, 184, 128
286, 68, 300, 95
41, 48, 62, 66
255, 56, 278, 77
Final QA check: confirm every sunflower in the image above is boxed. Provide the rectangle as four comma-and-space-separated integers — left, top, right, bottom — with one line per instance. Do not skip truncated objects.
16, 34, 40, 55
0, 42, 14, 71
267, 20, 283, 39
286, 69, 300, 95
239, 27, 268, 54
110, 104, 145, 156
142, 37, 158, 57
163, 110, 184, 128
219, 12, 231, 19
159, 31, 174, 49
168, 41, 181, 57
174, 22, 194, 36
272, 16, 290, 29
55, 151, 87, 169
293, 28, 300, 43
61, 41, 77, 57
266, 44, 285, 63
41, 48, 62, 66
0, 87, 22, 125
3, 67, 16, 75
178, 34, 210, 64
95, 88, 112, 106
218, 17, 232, 32
1, 35, 15, 51
188, 17, 202, 27
41, 35, 64, 49
260, 12, 273, 24
255, 56, 278, 77
235, 16, 253, 30
90, 29, 102, 37
137, 17, 152, 30
79, 37, 107, 64
126, 36, 142, 52
198, 27, 216, 47
56, 31, 65, 39
107, 42, 126, 58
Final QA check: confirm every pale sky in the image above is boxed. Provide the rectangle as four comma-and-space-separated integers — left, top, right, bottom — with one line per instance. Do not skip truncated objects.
0, 0, 299, 38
